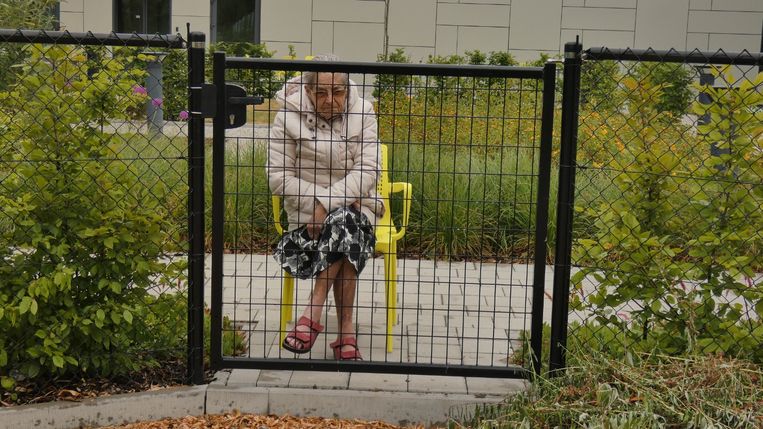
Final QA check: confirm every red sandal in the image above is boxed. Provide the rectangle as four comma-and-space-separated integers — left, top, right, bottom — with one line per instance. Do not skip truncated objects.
282, 316, 324, 354
330, 336, 363, 361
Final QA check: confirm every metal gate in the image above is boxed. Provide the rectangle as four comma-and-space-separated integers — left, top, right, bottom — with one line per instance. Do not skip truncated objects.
209, 54, 557, 378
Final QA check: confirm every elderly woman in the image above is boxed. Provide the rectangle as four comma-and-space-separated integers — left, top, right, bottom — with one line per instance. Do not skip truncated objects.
267, 54, 383, 360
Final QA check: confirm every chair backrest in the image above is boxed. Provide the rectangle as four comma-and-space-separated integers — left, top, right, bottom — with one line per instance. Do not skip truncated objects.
376, 144, 392, 225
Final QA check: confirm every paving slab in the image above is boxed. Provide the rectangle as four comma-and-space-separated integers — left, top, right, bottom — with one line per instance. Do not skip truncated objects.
348, 372, 410, 392
227, 369, 262, 386
256, 370, 292, 387
465, 377, 528, 396
408, 374, 468, 394
288, 370, 350, 389
210, 370, 232, 386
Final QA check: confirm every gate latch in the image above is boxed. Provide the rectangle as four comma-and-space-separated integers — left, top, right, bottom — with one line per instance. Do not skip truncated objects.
225, 84, 265, 129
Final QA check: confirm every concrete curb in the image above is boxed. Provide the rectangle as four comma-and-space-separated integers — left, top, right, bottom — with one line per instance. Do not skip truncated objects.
0, 380, 509, 428
0, 385, 207, 429
206, 385, 504, 427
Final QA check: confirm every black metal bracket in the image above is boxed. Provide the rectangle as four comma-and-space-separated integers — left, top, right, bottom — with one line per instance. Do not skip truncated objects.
191, 83, 217, 118
225, 84, 264, 129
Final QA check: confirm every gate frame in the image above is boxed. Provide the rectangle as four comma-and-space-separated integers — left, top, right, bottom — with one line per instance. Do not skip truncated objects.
209, 54, 557, 378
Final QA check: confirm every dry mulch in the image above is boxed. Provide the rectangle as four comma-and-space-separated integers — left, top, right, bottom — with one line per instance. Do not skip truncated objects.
0, 358, 207, 407
97, 413, 430, 429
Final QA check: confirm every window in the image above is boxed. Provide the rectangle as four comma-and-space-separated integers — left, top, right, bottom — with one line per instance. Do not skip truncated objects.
115, 0, 170, 34
212, 0, 260, 43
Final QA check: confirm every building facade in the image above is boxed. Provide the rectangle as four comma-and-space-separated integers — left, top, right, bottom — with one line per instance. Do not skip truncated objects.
60, 0, 763, 63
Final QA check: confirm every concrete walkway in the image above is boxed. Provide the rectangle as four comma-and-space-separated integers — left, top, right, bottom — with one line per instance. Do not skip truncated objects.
200, 254, 540, 426
198, 255, 553, 422
205, 254, 561, 366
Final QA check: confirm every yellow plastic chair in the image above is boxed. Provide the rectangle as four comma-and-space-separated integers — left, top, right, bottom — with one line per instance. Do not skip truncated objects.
273, 144, 411, 352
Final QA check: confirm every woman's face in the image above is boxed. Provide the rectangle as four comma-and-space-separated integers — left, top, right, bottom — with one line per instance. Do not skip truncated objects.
307, 72, 348, 120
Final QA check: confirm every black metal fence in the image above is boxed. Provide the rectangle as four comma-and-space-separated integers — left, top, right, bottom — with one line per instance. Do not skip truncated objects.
550, 44, 763, 371
209, 55, 557, 378
1, 26, 761, 398
0, 29, 203, 399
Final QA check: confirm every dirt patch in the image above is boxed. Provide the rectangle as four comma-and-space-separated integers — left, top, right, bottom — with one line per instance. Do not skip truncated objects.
0, 358, 211, 407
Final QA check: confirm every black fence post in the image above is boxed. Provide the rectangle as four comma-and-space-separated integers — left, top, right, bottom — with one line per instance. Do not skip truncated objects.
187, 31, 206, 385
530, 61, 557, 376
549, 41, 582, 375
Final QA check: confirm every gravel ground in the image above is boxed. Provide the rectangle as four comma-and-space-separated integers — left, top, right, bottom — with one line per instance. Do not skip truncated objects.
97, 413, 431, 428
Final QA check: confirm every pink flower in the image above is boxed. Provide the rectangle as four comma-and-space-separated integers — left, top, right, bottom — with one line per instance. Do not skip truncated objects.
178, 110, 189, 121
132, 85, 147, 96
151, 98, 163, 107
617, 312, 631, 322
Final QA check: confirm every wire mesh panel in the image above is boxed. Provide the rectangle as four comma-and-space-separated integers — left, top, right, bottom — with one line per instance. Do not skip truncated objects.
0, 29, 193, 400
210, 57, 556, 377
566, 47, 763, 363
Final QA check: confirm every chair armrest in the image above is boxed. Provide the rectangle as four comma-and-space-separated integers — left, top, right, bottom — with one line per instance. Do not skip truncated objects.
272, 195, 284, 235
389, 182, 412, 240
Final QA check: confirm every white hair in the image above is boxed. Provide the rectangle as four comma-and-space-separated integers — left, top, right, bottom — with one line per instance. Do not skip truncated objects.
303, 53, 349, 86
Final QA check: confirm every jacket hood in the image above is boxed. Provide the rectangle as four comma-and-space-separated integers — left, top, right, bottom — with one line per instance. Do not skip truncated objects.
274, 75, 364, 133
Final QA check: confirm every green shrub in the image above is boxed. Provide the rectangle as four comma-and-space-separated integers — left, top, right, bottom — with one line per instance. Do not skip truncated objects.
207, 42, 277, 98
487, 51, 518, 67
465, 50, 487, 65
374, 47, 411, 99
203, 310, 248, 366
526, 53, 552, 68
425, 50, 518, 97
571, 70, 763, 363
160, 48, 188, 119
0, 0, 59, 90
631, 61, 694, 119
580, 59, 622, 111
0, 45, 184, 391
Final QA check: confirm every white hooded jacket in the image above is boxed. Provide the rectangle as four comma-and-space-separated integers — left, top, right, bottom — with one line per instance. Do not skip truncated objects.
267, 76, 384, 232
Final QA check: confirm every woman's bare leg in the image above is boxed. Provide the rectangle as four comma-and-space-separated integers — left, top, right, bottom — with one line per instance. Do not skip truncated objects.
285, 260, 344, 350
332, 258, 358, 352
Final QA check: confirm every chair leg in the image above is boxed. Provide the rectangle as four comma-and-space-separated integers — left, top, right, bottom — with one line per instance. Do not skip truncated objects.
384, 242, 397, 353
284, 272, 295, 323
280, 271, 295, 347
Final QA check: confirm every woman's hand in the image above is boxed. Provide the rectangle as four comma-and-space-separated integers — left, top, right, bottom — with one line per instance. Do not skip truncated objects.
308, 201, 328, 240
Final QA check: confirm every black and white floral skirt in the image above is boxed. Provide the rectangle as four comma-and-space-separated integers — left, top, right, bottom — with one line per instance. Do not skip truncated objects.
274, 207, 376, 280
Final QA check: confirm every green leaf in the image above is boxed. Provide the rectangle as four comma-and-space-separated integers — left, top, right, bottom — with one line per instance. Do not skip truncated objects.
18, 296, 32, 315
110, 282, 122, 294
52, 355, 64, 368
0, 349, 7, 367
1, 376, 14, 390
96, 309, 105, 321
30, 298, 38, 316
123, 309, 133, 324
